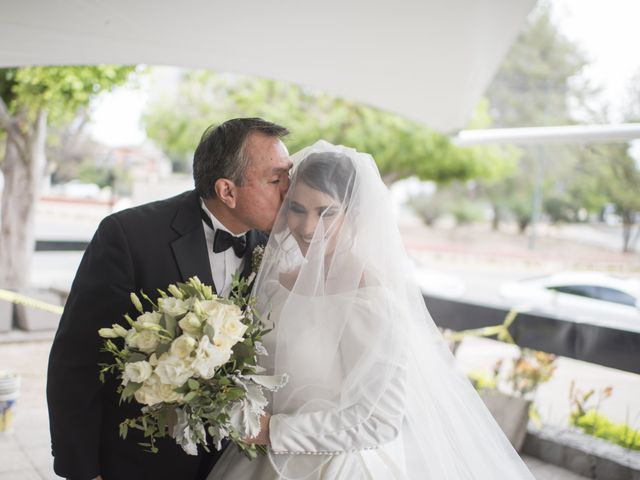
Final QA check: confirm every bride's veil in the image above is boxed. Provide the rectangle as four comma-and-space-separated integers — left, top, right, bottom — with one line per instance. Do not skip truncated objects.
252, 141, 534, 479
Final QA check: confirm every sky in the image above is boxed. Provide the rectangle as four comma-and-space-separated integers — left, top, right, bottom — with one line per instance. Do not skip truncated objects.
551, 0, 640, 121
87, 0, 640, 147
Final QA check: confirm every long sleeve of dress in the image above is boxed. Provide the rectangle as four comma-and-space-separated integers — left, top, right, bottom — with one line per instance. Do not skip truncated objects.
268, 289, 407, 454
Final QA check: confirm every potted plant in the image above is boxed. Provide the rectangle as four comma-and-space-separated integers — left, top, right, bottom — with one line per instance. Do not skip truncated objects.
445, 308, 557, 451
467, 349, 556, 451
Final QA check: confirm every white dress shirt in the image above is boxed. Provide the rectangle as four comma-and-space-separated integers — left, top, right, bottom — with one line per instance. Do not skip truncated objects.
200, 199, 247, 297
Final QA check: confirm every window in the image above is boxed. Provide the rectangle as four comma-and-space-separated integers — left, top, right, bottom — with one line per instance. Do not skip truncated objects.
547, 284, 638, 307
547, 285, 598, 299
595, 287, 637, 307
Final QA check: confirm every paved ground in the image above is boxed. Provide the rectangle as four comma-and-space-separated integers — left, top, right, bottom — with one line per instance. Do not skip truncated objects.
0, 338, 590, 480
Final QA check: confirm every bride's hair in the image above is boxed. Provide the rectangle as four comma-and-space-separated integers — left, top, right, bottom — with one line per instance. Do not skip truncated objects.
295, 152, 356, 205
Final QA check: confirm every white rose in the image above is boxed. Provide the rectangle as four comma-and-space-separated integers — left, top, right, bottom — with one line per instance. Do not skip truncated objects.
219, 314, 248, 343
199, 300, 222, 316
192, 336, 231, 379
134, 375, 163, 406
158, 297, 189, 317
155, 382, 184, 404
136, 311, 162, 326
178, 312, 202, 336
128, 330, 160, 354
154, 353, 193, 387
170, 334, 197, 359
206, 303, 247, 349
122, 360, 153, 385
134, 374, 183, 405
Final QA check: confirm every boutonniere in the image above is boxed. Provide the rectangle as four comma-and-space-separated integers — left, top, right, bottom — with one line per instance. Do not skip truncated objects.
247, 245, 265, 285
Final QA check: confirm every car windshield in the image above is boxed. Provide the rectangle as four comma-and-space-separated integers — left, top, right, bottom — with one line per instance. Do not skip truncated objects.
547, 284, 637, 307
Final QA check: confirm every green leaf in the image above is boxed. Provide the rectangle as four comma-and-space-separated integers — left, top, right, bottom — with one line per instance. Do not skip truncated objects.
183, 391, 197, 403
122, 381, 142, 399
155, 341, 171, 356
232, 341, 253, 364
163, 314, 177, 337
157, 411, 167, 436
119, 422, 129, 439
128, 352, 147, 363
175, 383, 190, 394
187, 378, 200, 390
225, 387, 245, 401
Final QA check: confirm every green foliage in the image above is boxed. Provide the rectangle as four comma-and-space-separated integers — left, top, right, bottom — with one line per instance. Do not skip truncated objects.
465, 98, 522, 179
478, 2, 596, 232
468, 349, 557, 400
543, 195, 575, 223
572, 410, 640, 450
577, 144, 640, 251
467, 368, 498, 391
568, 384, 640, 450
622, 67, 640, 122
408, 184, 486, 227
143, 69, 508, 183
485, 2, 589, 127
407, 193, 442, 226
99, 276, 279, 458
76, 162, 132, 195
588, 145, 640, 215
449, 198, 485, 225
1, 65, 136, 124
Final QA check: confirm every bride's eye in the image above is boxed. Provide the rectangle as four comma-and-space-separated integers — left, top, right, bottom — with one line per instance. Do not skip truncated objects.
290, 203, 306, 214
321, 208, 338, 217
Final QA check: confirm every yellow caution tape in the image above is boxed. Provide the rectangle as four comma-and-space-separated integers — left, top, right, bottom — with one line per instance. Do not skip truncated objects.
0, 289, 64, 315
449, 306, 527, 344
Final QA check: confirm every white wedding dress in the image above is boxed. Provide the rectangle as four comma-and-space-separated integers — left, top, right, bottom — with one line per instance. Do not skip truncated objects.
208, 283, 408, 480
208, 140, 534, 480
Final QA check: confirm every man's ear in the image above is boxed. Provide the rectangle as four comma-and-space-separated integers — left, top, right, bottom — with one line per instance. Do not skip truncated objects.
214, 178, 237, 208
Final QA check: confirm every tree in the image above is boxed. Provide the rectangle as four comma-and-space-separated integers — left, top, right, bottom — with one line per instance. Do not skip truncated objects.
584, 144, 640, 253
485, 2, 589, 128
482, 2, 591, 234
143, 70, 508, 185
0, 66, 135, 291
464, 98, 522, 230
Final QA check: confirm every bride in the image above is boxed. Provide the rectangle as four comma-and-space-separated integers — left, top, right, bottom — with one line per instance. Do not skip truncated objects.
208, 141, 534, 479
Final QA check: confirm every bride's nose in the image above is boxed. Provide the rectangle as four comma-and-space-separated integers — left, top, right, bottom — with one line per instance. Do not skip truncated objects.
301, 215, 319, 239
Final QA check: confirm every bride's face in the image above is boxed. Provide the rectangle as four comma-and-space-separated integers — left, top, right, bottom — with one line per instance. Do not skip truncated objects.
286, 181, 346, 257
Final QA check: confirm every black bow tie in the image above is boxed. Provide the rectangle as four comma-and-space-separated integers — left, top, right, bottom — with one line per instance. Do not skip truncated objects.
201, 209, 247, 258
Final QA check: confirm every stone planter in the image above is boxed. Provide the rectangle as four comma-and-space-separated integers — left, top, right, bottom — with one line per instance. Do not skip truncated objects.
0, 300, 12, 332
480, 390, 531, 452
14, 288, 63, 331
523, 424, 640, 479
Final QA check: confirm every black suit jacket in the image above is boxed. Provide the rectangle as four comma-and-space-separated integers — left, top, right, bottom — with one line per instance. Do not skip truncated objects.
46, 190, 267, 480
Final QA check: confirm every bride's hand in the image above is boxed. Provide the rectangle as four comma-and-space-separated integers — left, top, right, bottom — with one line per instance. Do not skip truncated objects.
244, 412, 271, 445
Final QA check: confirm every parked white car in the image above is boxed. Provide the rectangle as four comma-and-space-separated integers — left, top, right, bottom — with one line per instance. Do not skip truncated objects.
499, 272, 640, 331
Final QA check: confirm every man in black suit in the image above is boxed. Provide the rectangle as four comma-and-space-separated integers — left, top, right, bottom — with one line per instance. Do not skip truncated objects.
47, 118, 292, 480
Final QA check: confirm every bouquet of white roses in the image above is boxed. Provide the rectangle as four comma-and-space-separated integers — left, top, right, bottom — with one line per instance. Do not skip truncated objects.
98, 275, 286, 458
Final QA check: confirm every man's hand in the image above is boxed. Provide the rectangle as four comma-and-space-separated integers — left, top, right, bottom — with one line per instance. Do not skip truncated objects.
244, 412, 271, 445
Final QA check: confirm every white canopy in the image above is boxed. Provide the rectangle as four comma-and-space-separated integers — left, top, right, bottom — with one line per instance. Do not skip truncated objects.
0, 0, 535, 133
